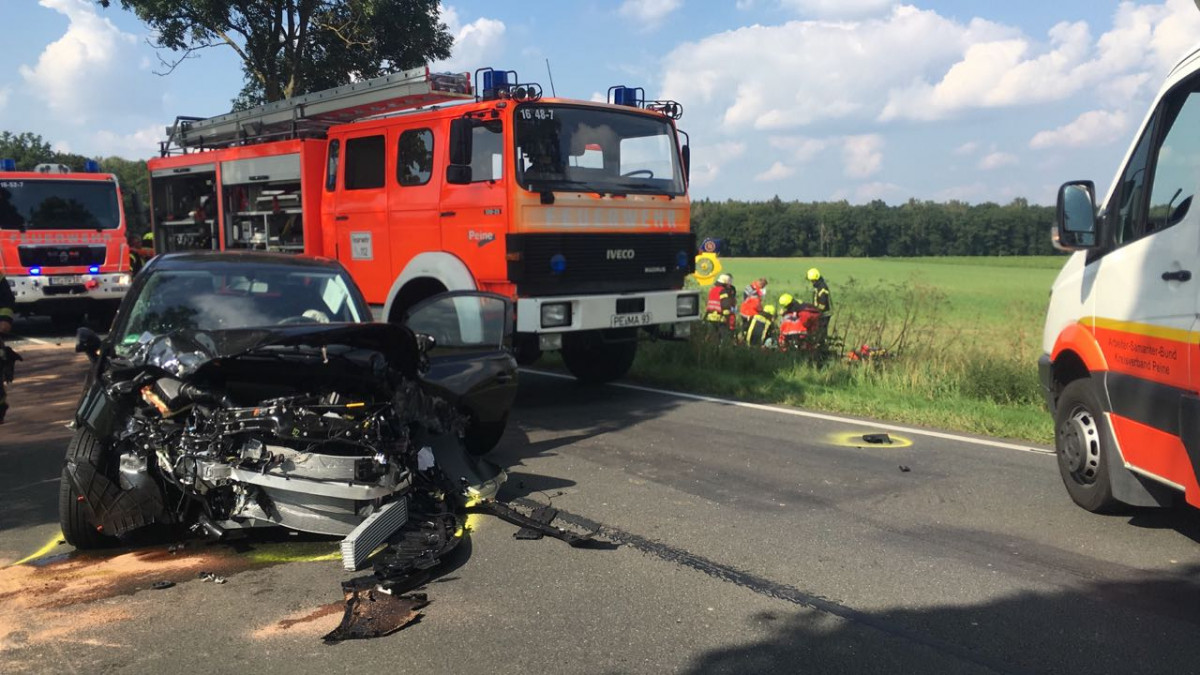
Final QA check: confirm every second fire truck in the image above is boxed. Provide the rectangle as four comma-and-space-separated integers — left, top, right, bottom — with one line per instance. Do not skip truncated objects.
147, 66, 699, 383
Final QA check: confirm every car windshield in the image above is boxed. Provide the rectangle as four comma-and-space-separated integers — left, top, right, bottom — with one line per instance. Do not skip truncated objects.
0, 178, 121, 231
115, 264, 366, 354
514, 104, 684, 196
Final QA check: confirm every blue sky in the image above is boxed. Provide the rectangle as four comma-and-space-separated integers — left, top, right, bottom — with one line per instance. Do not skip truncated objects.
3, 0, 1200, 206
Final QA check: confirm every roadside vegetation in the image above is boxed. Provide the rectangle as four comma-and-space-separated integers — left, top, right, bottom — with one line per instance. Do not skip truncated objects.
621, 257, 1063, 444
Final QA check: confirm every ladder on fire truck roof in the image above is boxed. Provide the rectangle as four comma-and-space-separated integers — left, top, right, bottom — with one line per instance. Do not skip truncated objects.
161, 67, 473, 155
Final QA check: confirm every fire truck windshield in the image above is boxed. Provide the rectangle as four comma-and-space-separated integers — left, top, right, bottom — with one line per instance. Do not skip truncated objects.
0, 179, 121, 231
515, 104, 685, 196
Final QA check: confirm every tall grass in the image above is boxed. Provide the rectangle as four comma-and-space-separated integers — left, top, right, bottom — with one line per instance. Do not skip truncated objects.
629, 264, 1052, 443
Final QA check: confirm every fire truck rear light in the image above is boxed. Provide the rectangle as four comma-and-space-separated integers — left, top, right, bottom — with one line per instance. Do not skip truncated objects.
88, 265, 100, 274
0, 158, 14, 172
29, 267, 42, 276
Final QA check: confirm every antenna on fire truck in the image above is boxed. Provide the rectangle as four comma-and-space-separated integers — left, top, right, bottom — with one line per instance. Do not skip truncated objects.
546, 59, 557, 97
160, 67, 474, 156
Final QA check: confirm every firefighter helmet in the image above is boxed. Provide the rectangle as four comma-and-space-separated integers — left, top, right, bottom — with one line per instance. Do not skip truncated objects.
717, 273, 732, 285
806, 268, 821, 282
143, 231, 154, 243
778, 293, 793, 308
763, 304, 776, 317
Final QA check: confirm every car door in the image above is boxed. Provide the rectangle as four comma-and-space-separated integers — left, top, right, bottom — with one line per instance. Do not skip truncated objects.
403, 291, 516, 426
1088, 79, 1200, 478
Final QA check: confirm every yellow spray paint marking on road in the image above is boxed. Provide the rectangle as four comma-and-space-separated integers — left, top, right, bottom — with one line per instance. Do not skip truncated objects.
239, 542, 342, 564
828, 431, 914, 449
7, 531, 66, 567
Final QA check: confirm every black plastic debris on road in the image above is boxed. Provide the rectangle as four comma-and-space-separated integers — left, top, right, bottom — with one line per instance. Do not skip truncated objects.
151, 580, 175, 590
324, 588, 428, 642
862, 433, 893, 444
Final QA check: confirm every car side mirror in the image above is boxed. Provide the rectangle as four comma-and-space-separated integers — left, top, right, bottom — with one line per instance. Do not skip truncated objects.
1054, 181, 1098, 251
449, 118, 474, 166
76, 327, 102, 363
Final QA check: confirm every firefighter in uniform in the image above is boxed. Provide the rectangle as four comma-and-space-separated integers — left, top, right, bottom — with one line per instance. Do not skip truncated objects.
745, 304, 777, 348
0, 272, 15, 423
704, 273, 737, 342
130, 231, 155, 274
807, 267, 833, 339
738, 278, 768, 331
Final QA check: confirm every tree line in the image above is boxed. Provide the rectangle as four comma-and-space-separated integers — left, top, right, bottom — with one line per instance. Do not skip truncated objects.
692, 197, 1058, 257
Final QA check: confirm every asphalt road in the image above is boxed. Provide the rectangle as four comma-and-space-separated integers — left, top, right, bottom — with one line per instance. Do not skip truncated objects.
5, 321, 1200, 674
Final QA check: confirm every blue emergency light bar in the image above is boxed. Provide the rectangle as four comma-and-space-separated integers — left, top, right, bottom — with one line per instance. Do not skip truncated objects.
475, 67, 543, 102
606, 86, 684, 119
0, 158, 15, 172
88, 265, 100, 274
29, 267, 42, 276
83, 159, 100, 173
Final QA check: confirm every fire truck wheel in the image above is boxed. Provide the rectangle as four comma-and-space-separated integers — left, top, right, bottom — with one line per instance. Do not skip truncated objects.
58, 427, 121, 550
1054, 379, 1122, 513
561, 330, 637, 384
465, 414, 508, 456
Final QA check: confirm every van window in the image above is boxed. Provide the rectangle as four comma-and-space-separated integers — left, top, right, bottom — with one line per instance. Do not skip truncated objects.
470, 122, 504, 183
1114, 123, 1154, 245
397, 129, 434, 186
344, 135, 385, 190
1146, 91, 1200, 234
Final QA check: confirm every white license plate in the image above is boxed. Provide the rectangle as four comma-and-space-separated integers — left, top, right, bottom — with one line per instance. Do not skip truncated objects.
48, 275, 83, 286
612, 312, 653, 328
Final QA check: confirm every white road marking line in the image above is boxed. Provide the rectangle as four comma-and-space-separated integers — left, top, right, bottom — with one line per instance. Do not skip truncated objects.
16, 336, 54, 346
522, 369, 1055, 456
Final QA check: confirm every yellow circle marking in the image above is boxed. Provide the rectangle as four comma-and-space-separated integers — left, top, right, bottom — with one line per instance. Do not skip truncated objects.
828, 431, 914, 449
693, 253, 721, 286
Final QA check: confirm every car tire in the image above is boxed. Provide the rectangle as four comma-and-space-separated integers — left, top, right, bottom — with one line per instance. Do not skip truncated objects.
1055, 378, 1123, 513
561, 330, 638, 384
59, 427, 120, 549
465, 414, 508, 456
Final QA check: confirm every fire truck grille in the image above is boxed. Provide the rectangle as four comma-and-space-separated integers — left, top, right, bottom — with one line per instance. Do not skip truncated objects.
18, 245, 107, 268
507, 232, 695, 297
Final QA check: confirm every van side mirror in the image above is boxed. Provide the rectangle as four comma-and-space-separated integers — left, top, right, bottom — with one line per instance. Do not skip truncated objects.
1054, 181, 1098, 251
75, 327, 102, 363
449, 118, 474, 166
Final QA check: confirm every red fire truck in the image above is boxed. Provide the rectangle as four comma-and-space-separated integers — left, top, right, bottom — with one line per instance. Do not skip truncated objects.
0, 161, 133, 326
146, 66, 699, 382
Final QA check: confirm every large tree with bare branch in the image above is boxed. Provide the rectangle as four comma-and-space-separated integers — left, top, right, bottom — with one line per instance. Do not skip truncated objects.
98, 0, 454, 107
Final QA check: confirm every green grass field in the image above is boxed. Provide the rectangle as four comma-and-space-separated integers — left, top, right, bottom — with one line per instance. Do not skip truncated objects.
616, 256, 1066, 444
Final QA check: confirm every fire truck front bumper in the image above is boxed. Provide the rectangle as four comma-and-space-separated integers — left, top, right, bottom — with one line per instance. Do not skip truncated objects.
515, 290, 701, 338
8, 272, 132, 308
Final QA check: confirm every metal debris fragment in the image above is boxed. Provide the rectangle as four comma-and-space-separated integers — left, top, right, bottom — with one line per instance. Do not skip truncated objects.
323, 587, 428, 642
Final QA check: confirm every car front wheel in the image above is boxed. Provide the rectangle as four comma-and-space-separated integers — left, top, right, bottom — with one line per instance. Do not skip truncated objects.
1055, 379, 1122, 513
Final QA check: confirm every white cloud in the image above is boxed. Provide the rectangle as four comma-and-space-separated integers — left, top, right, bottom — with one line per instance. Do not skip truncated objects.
954, 141, 979, 156
52, 139, 71, 154
662, 6, 1016, 131
691, 142, 746, 188
755, 161, 795, 181
769, 136, 830, 163
18, 0, 152, 124
855, 181, 904, 202
780, 0, 894, 19
91, 125, 162, 158
1029, 109, 1130, 149
437, 6, 506, 73
978, 151, 1018, 170
883, 0, 1200, 121
843, 134, 883, 178
619, 0, 682, 29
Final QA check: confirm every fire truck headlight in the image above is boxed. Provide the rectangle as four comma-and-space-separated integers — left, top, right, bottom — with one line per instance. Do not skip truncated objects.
116, 274, 131, 286
676, 293, 699, 317
541, 302, 571, 328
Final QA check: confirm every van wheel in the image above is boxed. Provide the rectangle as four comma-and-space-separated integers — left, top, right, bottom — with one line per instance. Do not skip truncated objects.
561, 330, 637, 384
1055, 379, 1122, 513
59, 427, 120, 550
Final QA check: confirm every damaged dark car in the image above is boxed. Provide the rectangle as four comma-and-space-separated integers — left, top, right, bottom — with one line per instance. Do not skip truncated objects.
60, 252, 517, 579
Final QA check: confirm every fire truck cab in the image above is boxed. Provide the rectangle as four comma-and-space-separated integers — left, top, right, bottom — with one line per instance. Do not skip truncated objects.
1044, 42, 1200, 514
148, 67, 700, 383
0, 161, 132, 325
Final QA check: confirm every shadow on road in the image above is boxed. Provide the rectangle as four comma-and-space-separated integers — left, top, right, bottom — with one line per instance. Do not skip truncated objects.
681, 566, 1200, 674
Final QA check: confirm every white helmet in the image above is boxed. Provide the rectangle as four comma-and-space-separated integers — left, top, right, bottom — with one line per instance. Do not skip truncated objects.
717, 273, 732, 285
